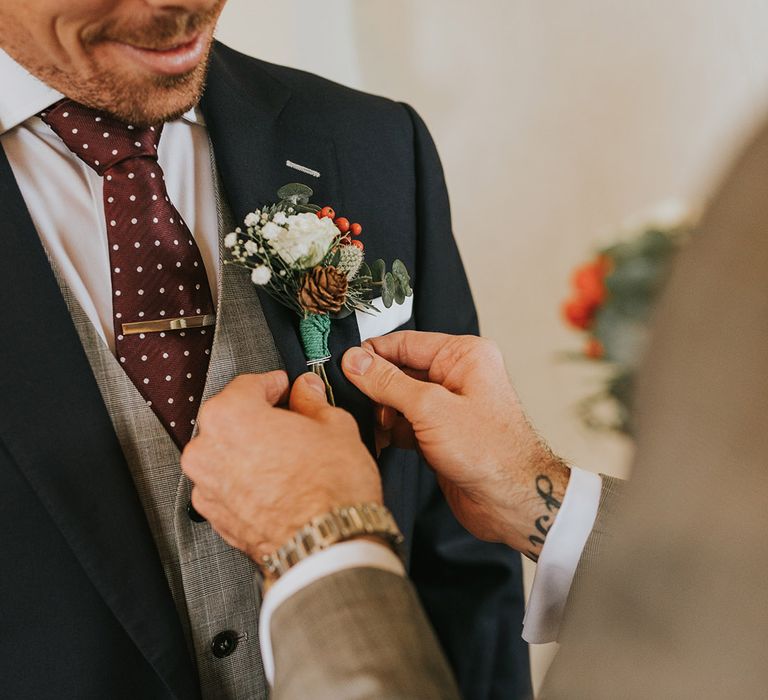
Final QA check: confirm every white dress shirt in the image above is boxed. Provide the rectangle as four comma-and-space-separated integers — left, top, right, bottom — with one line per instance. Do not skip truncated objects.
0, 47, 600, 684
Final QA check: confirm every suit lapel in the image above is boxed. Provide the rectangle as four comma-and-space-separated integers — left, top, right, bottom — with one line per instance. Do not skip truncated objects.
201, 45, 375, 452
0, 148, 198, 699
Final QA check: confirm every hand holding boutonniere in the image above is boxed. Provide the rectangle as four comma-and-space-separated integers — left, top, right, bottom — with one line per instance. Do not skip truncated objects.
225, 183, 413, 404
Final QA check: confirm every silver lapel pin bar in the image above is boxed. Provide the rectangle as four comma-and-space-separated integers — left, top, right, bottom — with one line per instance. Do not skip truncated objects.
286, 160, 321, 178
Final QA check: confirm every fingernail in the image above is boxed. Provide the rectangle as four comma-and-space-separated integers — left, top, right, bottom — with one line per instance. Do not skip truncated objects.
344, 347, 374, 376
303, 372, 326, 394
377, 405, 396, 430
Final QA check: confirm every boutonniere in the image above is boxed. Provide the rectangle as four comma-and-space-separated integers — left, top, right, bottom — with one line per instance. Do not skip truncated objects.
225, 183, 413, 404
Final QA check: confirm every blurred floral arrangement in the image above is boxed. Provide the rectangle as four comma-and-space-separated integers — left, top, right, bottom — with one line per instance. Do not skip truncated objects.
562, 202, 695, 435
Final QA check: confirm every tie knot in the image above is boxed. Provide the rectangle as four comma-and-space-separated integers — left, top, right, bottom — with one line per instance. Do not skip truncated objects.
39, 99, 162, 176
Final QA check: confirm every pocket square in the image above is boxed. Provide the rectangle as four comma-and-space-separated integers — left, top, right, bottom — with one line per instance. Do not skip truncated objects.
355, 295, 414, 343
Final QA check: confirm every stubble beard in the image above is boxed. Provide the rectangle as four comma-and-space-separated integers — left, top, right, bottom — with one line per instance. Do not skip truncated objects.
51, 56, 214, 127
0, 2, 224, 126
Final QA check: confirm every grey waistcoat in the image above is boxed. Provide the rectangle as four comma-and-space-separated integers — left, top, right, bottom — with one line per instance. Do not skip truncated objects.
53, 171, 282, 699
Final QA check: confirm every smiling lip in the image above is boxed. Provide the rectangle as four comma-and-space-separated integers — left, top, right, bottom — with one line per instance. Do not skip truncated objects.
110, 33, 207, 76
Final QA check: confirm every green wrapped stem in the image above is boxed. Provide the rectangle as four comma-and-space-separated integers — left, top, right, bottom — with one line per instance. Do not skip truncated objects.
299, 313, 332, 361
299, 313, 335, 405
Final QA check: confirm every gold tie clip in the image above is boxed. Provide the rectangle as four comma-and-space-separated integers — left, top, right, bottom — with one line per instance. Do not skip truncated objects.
121, 314, 216, 336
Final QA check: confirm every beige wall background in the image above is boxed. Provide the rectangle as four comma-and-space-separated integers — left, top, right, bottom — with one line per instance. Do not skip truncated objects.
217, 0, 768, 691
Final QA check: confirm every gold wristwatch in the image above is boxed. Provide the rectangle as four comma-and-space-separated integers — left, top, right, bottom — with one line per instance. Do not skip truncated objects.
260, 503, 404, 586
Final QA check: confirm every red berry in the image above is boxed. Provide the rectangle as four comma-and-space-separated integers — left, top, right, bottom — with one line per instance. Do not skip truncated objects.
334, 217, 350, 234
350, 223, 363, 236
351, 240, 364, 251
319, 206, 336, 219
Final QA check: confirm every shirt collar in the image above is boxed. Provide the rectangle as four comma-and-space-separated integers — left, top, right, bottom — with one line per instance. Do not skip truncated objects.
0, 48, 63, 135
0, 47, 205, 135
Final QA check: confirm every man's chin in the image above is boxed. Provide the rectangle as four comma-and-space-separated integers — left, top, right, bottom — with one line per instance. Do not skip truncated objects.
130, 73, 205, 125
77, 63, 208, 126
64, 41, 210, 127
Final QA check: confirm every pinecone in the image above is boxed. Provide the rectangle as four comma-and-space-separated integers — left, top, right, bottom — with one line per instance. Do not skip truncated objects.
298, 266, 349, 314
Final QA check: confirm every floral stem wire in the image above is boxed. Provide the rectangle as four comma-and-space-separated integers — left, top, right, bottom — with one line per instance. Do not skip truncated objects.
312, 362, 336, 406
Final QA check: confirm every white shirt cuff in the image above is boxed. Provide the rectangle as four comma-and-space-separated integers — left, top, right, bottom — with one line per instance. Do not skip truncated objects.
522, 467, 602, 644
258, 540, 405, 685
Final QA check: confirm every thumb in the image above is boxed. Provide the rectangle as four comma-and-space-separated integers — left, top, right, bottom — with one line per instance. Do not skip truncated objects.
289, 372, 333, 419
343, 346, 441, 419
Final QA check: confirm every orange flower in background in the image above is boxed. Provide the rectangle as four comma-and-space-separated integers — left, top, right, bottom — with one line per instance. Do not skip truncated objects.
562, 297, 595, 330
562, 255, 612, 331
572, 259, 609, 306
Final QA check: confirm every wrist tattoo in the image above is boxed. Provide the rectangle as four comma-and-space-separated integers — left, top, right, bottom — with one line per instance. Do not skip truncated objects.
526, 475, 563, 562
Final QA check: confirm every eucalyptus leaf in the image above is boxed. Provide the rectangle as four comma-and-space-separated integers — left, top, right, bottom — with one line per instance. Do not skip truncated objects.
371, 259, 386, 283
382, 272, 396, 308
394, 281, 406, 305
392, 259, 413, 297
392, 259, 411, 285
357, 262, 372, 280
277, 183, 314, 203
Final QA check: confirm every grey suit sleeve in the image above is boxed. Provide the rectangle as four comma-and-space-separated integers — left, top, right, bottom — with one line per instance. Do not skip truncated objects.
562, 475, 625, 630
270, 567, 461, 700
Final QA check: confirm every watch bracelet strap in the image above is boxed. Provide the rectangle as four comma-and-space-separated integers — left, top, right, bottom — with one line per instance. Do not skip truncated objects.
260, 503, 405, 581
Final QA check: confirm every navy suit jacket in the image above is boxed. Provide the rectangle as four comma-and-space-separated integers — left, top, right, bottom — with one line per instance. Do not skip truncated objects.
0, 43, 531, 699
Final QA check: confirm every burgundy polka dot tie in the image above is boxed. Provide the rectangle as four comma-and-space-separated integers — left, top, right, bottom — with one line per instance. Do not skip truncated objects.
40, 100, 215, 448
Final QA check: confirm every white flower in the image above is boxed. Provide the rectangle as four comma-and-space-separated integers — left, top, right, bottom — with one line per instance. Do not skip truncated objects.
273, 211, 288, 225
261, 221, 283, 240
244, 240, 260, 255
268, 213, 338, 269
251, 266, 272, 285
224, 232, 238, 249
244, 212, 260, 228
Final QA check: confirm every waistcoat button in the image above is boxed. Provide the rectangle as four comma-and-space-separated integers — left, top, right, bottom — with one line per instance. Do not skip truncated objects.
187, 501, 207, 523
211, 630, 239, 658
